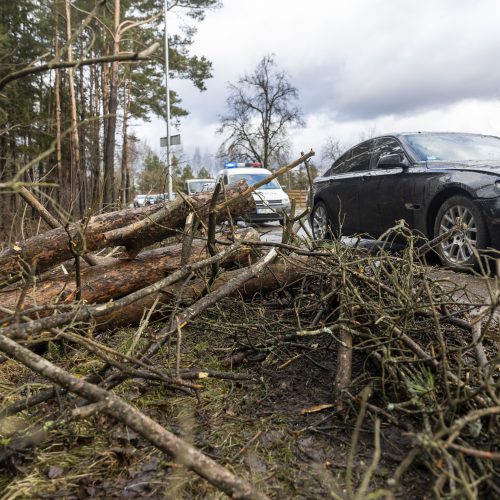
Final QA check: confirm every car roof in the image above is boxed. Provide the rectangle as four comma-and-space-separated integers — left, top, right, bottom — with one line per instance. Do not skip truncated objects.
374, 131, 500, 140
221, 167, 271, 174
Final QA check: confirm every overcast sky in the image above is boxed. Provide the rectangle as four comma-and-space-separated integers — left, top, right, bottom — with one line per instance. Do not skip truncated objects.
133, 0, 500, 171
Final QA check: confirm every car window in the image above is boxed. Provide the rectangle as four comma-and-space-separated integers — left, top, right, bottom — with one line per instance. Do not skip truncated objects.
325, 150, 351, 175
371, 138, 407, 167
187, 180, 215, 193
343, 141, 373, 173
403, 133, 500, 161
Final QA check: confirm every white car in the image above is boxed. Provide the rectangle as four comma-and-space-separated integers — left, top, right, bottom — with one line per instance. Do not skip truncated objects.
185, 178, 216, 195
216, 162, 290, 223
154, 193, 177, 203
133, 194, 148, 207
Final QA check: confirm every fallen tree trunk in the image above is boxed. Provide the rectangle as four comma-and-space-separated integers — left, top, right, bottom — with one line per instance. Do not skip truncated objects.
0, 181, 253, 282
0, 243, 245, 340
0, 229, 259, 318
95, 256, 310, 329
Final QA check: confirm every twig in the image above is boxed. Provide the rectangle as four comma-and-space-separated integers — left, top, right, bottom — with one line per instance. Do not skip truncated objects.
334, 292, 353, 413
231, 430, 263, 461
346, 386, 372, 498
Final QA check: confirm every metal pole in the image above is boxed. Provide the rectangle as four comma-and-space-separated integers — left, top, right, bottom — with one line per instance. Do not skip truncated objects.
163, 0, 172, 199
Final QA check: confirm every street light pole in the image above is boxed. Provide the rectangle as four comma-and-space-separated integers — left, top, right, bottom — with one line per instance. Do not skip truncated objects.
163, 0, 172, 199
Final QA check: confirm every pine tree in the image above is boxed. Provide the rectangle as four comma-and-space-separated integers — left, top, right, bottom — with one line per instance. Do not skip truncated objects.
0, 0, 222, 234
197, 167, 211, 178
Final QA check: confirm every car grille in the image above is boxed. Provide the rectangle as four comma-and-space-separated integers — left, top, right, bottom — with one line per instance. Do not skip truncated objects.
255, 199, 282, 207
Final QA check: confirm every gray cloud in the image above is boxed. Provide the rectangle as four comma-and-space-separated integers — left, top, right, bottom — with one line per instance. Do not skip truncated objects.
139, 0, 500, 159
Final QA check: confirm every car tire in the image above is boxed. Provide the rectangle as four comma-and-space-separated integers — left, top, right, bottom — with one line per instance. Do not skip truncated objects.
433, 195, 489, 268
311, 201, 332, 240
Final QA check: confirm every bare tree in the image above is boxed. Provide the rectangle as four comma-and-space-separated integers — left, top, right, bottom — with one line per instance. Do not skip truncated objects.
218, 54, 304, 167
321, 136, 346, 167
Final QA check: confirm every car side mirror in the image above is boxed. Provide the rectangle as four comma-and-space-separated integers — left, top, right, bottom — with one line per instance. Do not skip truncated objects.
377, 153, 407, 169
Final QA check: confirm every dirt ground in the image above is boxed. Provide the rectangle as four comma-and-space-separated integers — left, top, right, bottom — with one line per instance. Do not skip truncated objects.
0, 310, 434, 499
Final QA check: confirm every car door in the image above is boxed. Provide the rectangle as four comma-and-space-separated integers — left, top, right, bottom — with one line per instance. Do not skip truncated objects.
319, 141, 373, 235
358, 137, 414, 237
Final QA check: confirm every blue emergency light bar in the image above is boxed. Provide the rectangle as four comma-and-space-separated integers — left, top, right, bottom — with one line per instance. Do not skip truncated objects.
224, 161, 262, 168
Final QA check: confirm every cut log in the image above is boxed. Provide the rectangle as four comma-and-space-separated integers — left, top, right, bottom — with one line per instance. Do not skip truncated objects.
0, 181, 254, 282
95, 256, 309, 329
0, 229, 259, 318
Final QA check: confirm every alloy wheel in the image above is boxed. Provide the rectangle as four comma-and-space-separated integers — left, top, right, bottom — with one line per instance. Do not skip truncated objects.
312, 204, 329, 240
438, 204, 477, 265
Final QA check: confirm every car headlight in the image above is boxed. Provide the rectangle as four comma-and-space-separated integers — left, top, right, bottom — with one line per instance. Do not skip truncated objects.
282, 198, 290, 205
496, 180, 500, 192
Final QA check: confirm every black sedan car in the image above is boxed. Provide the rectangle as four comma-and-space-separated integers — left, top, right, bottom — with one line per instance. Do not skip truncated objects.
310, 132, 500, 268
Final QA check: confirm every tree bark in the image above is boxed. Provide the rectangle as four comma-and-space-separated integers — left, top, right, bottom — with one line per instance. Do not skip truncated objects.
53, 4, 63, 208
65, 0, 82, 218
90, 62, 102, 207
0, 229, 259, 317
120, 78, 131, 207
102, 0, 121, 210
0, 181, 254, 282
95, 256, 308, 329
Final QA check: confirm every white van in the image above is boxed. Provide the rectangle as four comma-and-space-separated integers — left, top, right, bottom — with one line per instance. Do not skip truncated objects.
216, 162, 290, 223
185, 178, 216, 195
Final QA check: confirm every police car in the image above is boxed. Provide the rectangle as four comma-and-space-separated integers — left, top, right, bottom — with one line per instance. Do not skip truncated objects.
216, 162, 291, 223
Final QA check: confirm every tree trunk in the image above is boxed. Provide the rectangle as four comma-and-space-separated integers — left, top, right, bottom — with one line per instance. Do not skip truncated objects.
0, 230, 258, 316
95, 257, 308, 329
78, 37, 88, 212
65, 0, 82, 218
102, 0, 120, 210
90, 62, 102, 208
0, 181, 254, 281
53, 4, 63, 208
120, 78, 131, 207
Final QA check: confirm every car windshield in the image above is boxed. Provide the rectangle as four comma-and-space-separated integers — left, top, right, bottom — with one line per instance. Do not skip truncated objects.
187, 180, 215, 193
404, 133, 500, 162
228, 173, 281, 189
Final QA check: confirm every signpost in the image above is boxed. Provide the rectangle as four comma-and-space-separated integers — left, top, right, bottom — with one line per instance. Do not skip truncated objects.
163, 0, 172, 199
160, 134, 181, 148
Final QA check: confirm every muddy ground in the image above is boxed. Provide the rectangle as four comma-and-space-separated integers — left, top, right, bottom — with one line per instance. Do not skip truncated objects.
0, 309, 434, 499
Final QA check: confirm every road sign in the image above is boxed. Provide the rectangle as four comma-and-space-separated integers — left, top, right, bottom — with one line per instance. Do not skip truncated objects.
160, 134, 181, 147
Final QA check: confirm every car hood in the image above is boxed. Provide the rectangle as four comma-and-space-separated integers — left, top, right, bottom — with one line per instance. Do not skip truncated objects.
252, 189, 287, 200
426, 160, 500, 175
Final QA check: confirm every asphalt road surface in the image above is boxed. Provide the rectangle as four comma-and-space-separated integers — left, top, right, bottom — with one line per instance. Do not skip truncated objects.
251, 221, 498, 308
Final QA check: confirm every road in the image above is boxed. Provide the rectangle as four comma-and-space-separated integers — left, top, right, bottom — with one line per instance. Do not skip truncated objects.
252, 221, 498, 307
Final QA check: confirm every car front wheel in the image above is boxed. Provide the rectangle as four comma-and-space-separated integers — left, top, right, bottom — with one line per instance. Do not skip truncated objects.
311, 201, 331, 240
433, 195, 488, 268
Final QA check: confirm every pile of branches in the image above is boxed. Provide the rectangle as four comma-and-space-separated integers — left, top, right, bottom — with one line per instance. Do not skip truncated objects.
0, 149, 498, 497
327, 234, 500, 497
0, 154, 314, 499
196, 228, 499, 497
